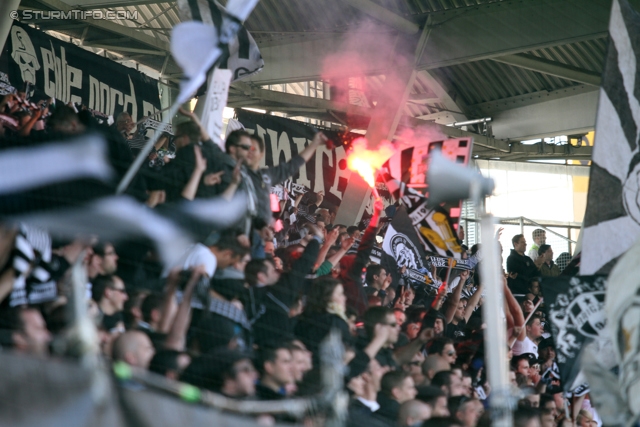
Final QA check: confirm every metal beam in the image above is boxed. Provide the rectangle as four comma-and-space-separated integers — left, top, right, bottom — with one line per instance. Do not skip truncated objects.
491, 54, 602, 86
84, 44, 165, 55
228, 80, 599, 161
64, 0, 169, 8
342, 0, 419, 34
227, 84, 596, 157
416, 0, 610, 70
84, 37, 129, 45
467, 84, 597, 116
415, 69, 468, 123
248, 0, 610, 85
490, 90, 599, 140
26, 0, 170, 52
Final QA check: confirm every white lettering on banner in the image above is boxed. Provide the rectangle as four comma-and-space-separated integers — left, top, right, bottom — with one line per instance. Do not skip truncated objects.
270, 131, 293, 166
256, 125, 268, 168
329, 145, 350, 200
292, 137, 312, 188
201, 69, 232, 149
314, 145, 334, 194
142, 101, 158, 122
409, 203, 432, 225
89, 75, 138, 120
247, 122, 350, 200
40, 43, 82, 105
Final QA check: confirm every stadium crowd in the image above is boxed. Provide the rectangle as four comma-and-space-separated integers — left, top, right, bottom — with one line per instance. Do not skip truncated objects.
0, 91, 599, 427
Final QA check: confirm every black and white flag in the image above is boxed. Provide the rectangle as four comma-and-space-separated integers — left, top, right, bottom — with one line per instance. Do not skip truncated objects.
381, 206, 439, 287
0, 133, 114, 214
539, 275, 616, 392
603, 236, 640, 422
0, 132, 248, 267
377, 138, 473, 225
582, 0, 640, 275
378, 174, 463, 259
177, 0, 263, 82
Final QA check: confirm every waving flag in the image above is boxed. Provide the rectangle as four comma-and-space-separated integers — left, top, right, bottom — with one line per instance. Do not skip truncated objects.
379, 172, 463, 259
581, 0, 640, 275
173, 0, 263, 104
0, 132, 248, 267
539, 275, 615, 393
378, 137, 473, 224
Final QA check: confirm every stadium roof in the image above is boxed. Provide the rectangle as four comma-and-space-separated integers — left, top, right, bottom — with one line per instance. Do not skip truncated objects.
17, 0, 627, 160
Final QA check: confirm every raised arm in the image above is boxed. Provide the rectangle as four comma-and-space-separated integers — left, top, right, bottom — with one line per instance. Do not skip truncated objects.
314, 228, 339, 271
443, 273, 464, 324
221, 160, 242, 200
463, 283, 483, 323
326, 236, 354, 268
179, 107, 210, 142
394, 327, 434, 365
157, 269, 180, 333
349, 199, 383, 278
504, 279, 526, 343
181, 145, 207, 200
164, 267, 204, 351
298, 132, 328, 162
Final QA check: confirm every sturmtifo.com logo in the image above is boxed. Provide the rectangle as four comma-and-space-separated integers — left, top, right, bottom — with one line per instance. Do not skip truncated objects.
11, 10, 139, 21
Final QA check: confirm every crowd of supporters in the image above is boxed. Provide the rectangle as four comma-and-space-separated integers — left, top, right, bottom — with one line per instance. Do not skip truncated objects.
0, 91, 599, 427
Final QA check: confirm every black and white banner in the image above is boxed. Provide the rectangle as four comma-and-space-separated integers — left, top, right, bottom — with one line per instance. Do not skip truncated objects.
581, 0, 640, 275
381, 206, 441, 287
236, 109, 357, 208
377, 137, 473, 225
540, 275, 615, 391
0, 22, 161, 121
176, 0, 264, 82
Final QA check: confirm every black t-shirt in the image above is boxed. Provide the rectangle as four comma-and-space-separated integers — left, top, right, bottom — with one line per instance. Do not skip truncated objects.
445, 319, 467, 342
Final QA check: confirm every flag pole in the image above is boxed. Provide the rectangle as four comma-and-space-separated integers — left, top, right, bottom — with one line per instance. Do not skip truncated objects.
116, 101, 182, 195
479, 213, 513, 427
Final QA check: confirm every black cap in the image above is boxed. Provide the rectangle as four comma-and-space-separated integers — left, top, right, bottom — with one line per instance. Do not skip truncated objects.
345, 349, 370, 382
538, 337, 555, 350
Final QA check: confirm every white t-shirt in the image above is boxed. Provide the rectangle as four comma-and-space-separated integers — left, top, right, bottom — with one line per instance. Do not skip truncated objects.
512, 336, 538, 358
162, 243, 217, 277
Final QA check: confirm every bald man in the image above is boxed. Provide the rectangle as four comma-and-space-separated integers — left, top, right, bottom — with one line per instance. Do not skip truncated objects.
112, 330, 155, 369
398, 399, 432, 426
421, 355, 451, 385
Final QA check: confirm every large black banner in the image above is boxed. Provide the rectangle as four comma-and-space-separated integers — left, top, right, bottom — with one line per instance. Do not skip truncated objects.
0, 22, 161, 121
540, 275, 612, 391
236, 110, 352, 209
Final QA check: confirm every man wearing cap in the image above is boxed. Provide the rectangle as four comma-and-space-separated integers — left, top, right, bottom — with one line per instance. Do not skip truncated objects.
538, 338, 561, 389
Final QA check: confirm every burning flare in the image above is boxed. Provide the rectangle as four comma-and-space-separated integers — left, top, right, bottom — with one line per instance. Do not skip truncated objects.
346, 137, 395, 198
